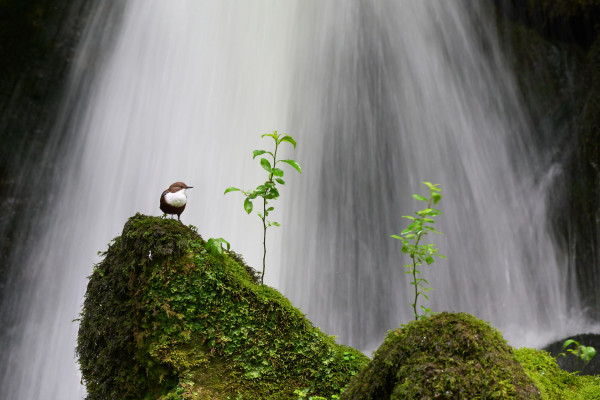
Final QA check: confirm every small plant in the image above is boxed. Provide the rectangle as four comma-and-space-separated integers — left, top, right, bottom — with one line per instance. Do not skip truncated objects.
225, 131, 301, 284
205, 237, 230, 258
558, 339, 596, 372
391, 182, 445, 320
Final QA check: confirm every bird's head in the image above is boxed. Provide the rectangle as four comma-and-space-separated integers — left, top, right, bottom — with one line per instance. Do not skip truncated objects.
169, 181, 193, 193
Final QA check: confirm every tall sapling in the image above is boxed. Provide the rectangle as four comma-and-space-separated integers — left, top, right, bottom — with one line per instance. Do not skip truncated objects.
391, 182, 445, 320
225, 131, 301, 284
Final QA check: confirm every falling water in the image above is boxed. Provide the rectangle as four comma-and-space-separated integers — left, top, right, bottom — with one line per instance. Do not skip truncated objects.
1, 1, 296, 398
0, 1, 594, 399
280, 1, 591, 351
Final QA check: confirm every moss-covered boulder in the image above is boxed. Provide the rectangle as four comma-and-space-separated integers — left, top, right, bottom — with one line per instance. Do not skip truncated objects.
340, 312, 540, 399
515, 347, 600, 400
76, 213, 367, 400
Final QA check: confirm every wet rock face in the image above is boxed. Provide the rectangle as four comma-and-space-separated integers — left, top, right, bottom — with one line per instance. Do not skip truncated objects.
341, 312, 541, 400
0, 0, 92, 304
495, 0, 600, 323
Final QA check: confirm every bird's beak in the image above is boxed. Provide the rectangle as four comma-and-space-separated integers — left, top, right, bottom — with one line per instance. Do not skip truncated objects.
188, 186, 194, 189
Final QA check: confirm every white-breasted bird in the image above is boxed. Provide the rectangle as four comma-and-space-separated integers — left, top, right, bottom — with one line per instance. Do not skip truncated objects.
160, 181, 193, 221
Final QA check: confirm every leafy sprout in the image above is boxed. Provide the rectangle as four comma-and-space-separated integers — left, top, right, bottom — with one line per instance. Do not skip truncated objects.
225, 131, 301, 284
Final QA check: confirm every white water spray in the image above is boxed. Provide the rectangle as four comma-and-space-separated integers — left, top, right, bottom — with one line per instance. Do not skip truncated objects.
1, 1, 295, 398
281, 0, 587, 351
0, 1, 592, 399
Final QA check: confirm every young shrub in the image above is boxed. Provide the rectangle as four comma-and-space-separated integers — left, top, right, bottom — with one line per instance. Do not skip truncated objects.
225, 131, 301, 284
391, 182, 445, 320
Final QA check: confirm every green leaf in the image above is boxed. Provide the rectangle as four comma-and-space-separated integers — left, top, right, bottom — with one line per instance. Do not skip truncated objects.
425, 256, 434, 265
206, 237, 231, 257
278, 135, 297, 148
280, 159, 302, 173
271, 221, 281, 227
423, 181, 441, 191
275, 178, 285, 185
272, 168, 284, 177
244, 198, 253, 214
245, 370, 261, 379
262, 132, 278, 141
260, 158, 272, 172
581, 346, 596, 362
413, 194, 428, 201
563, 339, 578, 350
224, 187, 240, 194
391, 234, 403, 240
252, 150, 267, 159
403, 222, 419, 234
432, 192, 442, 204
265, 187, 280, 200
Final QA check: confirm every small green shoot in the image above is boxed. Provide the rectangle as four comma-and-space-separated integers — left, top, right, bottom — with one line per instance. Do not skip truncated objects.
225, 131, 301, 284
205, 237, 231, 258
391, 182, 445, 320
558, 339, 596, 373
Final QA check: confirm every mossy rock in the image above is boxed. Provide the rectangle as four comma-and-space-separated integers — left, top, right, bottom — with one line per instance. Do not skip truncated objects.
76, 214, 368, 400
340, 312, 541, 400
515, 348, 600, 399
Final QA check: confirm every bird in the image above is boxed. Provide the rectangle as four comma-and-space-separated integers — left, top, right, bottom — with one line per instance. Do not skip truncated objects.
160, 181, 193, 221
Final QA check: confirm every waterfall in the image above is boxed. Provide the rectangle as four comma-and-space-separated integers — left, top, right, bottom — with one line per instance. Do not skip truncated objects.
0, 1, 594, 399
280, 0, 591, 351
0, 1, 296, 398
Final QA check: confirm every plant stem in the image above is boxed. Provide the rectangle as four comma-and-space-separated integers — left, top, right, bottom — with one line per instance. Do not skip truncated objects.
411, 257, 418, 320
261, 141, 278, 285
411, 197, 433, 320
262, 198, 267, 284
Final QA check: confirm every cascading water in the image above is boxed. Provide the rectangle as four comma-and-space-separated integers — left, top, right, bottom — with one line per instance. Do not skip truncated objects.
280, 0, 592, 351
0, 1, 595, 399
0, 1, 296, 398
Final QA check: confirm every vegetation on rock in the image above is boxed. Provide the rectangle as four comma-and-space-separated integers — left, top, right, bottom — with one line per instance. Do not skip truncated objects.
340, 312, 541, 400
77, 214, 600, 399
76, 214, 367, 400
515, 347, 600, 399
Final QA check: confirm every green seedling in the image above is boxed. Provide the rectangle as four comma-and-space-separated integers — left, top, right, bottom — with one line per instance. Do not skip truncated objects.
392, 182, 446, 320
225, 131, 301, 284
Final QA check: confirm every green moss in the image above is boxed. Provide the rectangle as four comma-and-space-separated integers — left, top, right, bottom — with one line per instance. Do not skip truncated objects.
77, 214, 600, 399
515, 348, 600, 399
340, 313, 540, 400
76, 214, 368, 400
